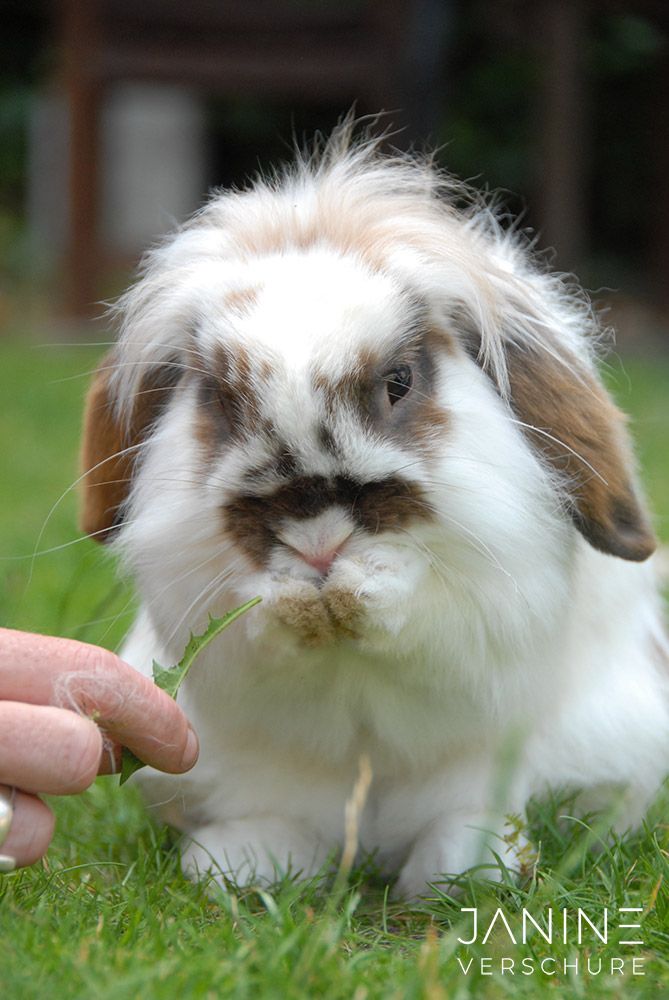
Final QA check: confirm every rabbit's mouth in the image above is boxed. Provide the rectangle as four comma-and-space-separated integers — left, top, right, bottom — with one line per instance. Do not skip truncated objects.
256, 540, 426, 651
269, 579, 364, 648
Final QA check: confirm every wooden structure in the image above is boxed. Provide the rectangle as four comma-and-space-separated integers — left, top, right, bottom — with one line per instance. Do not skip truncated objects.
58, 0, 449, 316
56, 0, 669, 317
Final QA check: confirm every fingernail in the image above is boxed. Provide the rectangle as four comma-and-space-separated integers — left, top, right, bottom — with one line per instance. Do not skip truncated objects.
180, 726, 199, 770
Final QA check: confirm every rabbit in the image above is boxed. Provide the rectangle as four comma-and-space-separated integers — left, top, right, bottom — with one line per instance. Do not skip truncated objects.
80, 125, 669, 898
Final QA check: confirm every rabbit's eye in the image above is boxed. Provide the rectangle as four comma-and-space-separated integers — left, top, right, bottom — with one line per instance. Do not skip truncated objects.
385, 365, 413, 405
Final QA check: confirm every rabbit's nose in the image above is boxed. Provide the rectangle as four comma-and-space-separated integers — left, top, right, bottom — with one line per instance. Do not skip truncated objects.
300, 549, 340, 576
287, 533, 352, 577
279, 515, 354, 577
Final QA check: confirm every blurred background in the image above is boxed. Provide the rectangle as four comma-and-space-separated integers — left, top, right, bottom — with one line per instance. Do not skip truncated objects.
2, 0, 669, 342
0, 0, 667, 643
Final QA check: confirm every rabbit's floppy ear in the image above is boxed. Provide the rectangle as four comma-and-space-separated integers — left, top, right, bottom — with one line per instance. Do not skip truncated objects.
80, 352, 180, 542
504, 341, 655, 561
462, 328, 656, 562
504, 340, 655, 561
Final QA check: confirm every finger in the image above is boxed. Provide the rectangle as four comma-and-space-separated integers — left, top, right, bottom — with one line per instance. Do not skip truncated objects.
0, 702, 103, 795
0, 627, 134, 705
0, 629, 198, 775
95, 683, 199, 776
0, 786, 55, 868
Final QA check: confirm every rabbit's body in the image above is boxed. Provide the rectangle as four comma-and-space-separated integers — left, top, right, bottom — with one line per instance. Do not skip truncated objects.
122, 553, 665, 896
81, 131, 669, 896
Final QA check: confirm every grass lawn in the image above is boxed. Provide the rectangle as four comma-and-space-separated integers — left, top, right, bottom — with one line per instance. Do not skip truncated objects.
0, 340, 668, 999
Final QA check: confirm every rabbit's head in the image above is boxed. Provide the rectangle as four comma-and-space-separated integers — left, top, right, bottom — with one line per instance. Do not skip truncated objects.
81, 130, 655, 658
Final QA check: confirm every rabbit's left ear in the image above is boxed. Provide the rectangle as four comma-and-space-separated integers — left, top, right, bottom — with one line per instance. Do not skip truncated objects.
501, 340, 656, 562
80, 352, 179, 542
461, 326, 656, 561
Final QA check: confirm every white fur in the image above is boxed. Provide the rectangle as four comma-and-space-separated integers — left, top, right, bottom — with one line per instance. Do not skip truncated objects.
105, 131, 668, 898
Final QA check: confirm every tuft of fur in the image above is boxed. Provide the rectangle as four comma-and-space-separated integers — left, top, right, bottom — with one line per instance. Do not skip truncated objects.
108, 123, 599, 409
82, 125, 669, 898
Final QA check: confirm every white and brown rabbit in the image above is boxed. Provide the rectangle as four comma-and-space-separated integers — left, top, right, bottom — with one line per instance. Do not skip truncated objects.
81, 127, 669, 898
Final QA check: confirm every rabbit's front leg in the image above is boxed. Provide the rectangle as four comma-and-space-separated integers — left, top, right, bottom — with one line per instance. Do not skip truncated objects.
395, 810, 527, 900
181, 816, 330, 887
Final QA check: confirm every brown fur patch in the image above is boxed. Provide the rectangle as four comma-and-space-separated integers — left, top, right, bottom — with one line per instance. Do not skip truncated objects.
271, 581, 336, 647
223, 476, 433, 568
323, 585, 364, 638
504, 341, 656, 562
312, 327, 451, 459
411, 398, 451, 454
194, 342, 271, 462
211, 342, 265, 434
226, 192, 449, 279
193, 341, 279, 468
232, 212, 388, 273
80, 354, 181, 541
271, 580, 365, 646
193, 389, 221, 465
224, 286, 259, 316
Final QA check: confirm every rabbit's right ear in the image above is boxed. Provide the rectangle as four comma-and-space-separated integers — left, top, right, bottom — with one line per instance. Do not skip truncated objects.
80, 352, 180, 542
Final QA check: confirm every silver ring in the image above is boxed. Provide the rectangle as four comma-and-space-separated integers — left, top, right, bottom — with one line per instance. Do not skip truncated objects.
0, 786, 17, 873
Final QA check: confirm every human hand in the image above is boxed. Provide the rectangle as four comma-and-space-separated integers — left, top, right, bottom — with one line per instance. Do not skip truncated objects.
0, 628, 199, 868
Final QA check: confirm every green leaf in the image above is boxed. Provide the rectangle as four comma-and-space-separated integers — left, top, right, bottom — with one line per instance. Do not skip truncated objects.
119, 748, 145, 786
119, 597, 261, 785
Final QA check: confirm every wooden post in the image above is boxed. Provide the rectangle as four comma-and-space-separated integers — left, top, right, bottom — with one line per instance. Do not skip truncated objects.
536, 0, 589, 268
652, 46, 669, 311
61, 0, 101, 318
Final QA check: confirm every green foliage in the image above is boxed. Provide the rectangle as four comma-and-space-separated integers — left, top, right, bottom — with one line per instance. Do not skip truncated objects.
0, 782, 668, 998
0, 343, 131, 649
119, 600, 261, 784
